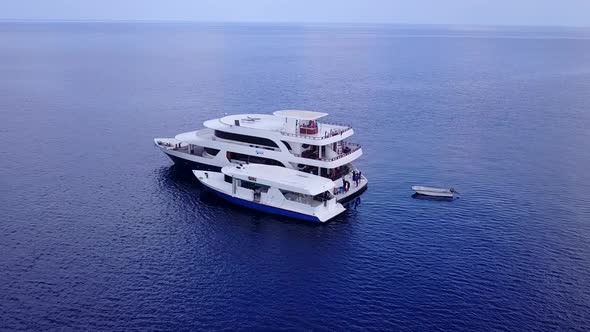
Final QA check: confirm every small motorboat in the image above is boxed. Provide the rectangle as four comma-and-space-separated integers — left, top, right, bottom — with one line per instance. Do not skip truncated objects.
411, 186, 458, 198
194, 164, 346, 222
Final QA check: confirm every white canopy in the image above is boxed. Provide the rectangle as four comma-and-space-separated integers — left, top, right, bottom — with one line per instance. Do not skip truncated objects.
273, 110, 328, 121
222, 164, 335, 195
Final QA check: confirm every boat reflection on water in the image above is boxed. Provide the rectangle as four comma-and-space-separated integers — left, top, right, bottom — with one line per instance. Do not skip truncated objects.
154, 165, 215, 204
411, 193, 457, 201
155, 165, 198, 191
343, 197, 362, 209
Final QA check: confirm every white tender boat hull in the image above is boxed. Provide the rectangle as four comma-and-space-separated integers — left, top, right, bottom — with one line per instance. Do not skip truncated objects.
411, 186, 457, 198
194, 169, 346, 222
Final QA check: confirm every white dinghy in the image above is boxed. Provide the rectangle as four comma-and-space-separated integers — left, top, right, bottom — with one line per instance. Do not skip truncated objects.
411, 186, 458, 198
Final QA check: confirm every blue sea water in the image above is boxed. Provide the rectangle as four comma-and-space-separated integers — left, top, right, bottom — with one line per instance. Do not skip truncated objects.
1, 22, 590, 330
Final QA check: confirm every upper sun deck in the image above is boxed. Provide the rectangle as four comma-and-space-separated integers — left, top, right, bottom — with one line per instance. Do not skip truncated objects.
204, 110, 353, 143
218, 114, 284, 131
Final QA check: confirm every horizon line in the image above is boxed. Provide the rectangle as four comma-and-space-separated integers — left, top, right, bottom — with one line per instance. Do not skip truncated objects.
1, 18, 589, 29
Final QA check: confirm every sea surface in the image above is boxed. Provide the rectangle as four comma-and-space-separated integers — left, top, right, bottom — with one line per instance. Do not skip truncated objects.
1, 22, 590, 331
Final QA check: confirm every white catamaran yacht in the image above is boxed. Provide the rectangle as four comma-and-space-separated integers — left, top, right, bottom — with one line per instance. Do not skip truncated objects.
194, 164, 346, 222
155, 110, 367, 202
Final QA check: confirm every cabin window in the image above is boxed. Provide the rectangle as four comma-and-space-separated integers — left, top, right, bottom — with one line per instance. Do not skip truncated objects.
228, 151, 285, 167
314, 191, 333, 201
204, 147, 220, 156
281, 141, 292, 150
214, 130, 279, 148
224, 175, 232, 183
279, 189, 317, 204
240, 180, 270, 192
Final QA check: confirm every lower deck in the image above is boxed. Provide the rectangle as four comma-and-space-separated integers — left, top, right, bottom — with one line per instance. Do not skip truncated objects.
156, 138, 368, 203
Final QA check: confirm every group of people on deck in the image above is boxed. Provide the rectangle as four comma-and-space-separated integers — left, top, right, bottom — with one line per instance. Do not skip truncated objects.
299, 120, 317, 128
352, 170, 362, 187
334, 179, 350, 195
297, 120, 319, 135
296, 119, 348, 138
333, 170, 363, 195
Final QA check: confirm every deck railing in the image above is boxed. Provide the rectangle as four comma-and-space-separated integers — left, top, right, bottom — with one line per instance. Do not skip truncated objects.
322, 143, 362, 162
280, 122, 352, 140
293, 142, 361, 162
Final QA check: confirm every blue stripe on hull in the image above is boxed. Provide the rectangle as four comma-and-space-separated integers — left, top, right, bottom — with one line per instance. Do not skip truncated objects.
213, 191, 322, 222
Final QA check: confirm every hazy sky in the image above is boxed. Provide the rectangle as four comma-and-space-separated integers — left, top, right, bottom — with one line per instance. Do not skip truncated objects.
2, 0, 590, 27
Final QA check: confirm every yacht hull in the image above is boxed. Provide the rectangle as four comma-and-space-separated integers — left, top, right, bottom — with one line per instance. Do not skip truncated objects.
211, 190, 323, 222
338, 183, 368, 204
166, 154, 222, 172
